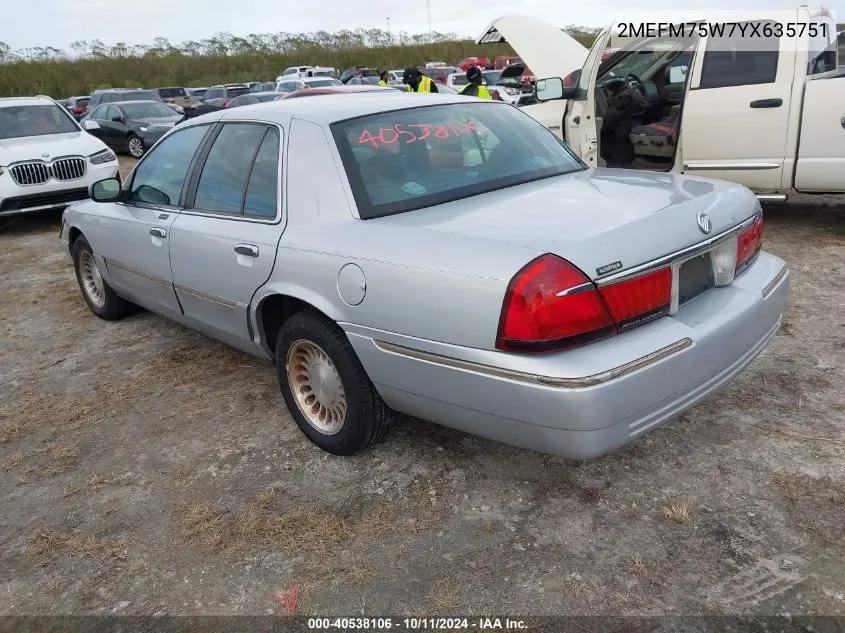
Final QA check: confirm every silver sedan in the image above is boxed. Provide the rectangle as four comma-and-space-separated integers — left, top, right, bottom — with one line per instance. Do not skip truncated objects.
60, 93, 789, 458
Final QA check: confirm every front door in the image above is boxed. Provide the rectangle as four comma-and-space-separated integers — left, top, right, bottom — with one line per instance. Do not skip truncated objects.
679, 19, 794, 190
88, 123, 213, 318
565, 27, 612, 167
169, 122, 285, 353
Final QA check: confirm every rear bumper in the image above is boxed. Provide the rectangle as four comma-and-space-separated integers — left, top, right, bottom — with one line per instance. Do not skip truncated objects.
345, 251, 789, 459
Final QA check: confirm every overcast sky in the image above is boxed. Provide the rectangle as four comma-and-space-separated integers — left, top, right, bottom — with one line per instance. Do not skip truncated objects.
5, 0, 843, 51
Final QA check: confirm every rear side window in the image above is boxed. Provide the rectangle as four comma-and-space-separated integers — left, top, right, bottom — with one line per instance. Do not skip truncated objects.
193, 123, 273, 215
243, 129, 281, 218
128, 124, 210, 206
158, 88, 186, 98
227, 87, 250, 98
699, 21, 779, 88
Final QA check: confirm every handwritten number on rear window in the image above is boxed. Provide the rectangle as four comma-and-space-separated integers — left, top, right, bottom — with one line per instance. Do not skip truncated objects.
357, 120, 477, 148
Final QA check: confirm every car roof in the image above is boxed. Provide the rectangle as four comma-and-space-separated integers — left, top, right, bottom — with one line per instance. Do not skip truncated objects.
0, 96, 57, 107
189, 91, 475, 127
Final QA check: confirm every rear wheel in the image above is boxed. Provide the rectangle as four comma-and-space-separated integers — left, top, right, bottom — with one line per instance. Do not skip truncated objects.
71, 236, 132, 320
275, 309, 393, 455
127, 134, 145, 159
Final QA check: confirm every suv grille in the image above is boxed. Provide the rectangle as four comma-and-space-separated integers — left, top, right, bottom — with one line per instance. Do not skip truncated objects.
10, 157, 86, 186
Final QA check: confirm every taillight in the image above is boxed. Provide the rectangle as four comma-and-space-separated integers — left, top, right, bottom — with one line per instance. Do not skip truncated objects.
496, 254, 615, 352
736, 213, 763, 269
598, 267, 672, 329
223, 99, 230, 107
497, 255, 678, 353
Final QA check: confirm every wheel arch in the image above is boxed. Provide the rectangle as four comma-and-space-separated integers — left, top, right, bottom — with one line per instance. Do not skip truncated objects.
254, 287, 345, 361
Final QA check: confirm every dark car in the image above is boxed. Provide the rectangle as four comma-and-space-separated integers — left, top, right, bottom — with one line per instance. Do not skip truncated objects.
201, 84, 251, 107
80, 100, 183, 158
88, 89, 164, 109
63, 96, 90, 120
226, 92, 282, 108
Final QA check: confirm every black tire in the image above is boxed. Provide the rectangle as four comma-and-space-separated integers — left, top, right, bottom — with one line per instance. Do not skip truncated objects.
127, 134, 145, 159
275, 308, 393, 455
71, 236, 132, 320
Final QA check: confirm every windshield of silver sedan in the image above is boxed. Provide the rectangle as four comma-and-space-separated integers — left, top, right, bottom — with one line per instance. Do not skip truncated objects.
331, 102, 586, 219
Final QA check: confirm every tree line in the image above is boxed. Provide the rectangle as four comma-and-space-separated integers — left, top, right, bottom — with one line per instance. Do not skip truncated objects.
0, 27, 602, 98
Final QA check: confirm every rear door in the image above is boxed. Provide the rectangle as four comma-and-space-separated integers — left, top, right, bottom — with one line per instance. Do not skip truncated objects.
679, 19, 794, 190
168, 122, 285, 353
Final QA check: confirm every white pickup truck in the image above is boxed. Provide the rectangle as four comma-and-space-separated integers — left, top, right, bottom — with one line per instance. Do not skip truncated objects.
478, 7, 844, 200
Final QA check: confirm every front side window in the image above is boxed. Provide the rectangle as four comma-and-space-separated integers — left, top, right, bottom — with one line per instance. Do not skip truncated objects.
128, 124, 210, 206
104, 105, 120, 121
332, 102, 586, 219
90, 105, 107, 120
193, 123, 272, 215
699, 21, 779, 88
0, 104, 79, 139
807, 18, 837, 75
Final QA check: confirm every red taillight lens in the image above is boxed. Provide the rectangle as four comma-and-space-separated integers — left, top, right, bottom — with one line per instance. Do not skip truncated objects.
598, 267, 672, 329
496, 254, 615, 352
223, 99, 230, 107
736, 213, 763, 269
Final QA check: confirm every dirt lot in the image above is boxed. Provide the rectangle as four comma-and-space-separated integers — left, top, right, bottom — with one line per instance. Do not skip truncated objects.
1, 156, 843, 618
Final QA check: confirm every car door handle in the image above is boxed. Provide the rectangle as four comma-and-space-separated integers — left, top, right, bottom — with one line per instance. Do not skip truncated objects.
234, 244, 259, 257
149, 227, 167, 238
749, 98, 782, 108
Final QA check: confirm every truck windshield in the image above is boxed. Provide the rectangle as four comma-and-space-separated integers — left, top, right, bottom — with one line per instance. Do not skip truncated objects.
332, 102, 586, 219
0, 105, 78, 139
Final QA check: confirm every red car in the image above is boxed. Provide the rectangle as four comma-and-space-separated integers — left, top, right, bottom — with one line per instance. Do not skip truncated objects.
493, 56, 521, 70
456, 56, 491, 71
421, 66, 458, 85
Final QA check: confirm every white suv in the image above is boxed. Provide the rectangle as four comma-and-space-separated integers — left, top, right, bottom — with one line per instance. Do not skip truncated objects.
0, 96, 119, 225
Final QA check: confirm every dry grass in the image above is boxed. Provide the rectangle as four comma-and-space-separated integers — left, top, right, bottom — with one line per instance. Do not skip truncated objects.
36, 441, 80, 476
171, 466, 193, 482
772, 473, 803, 501
0, 450, 26, 473
178, 501, 228, 551
662, 498, 693, 524
27, 530, 127, 561
563, 575, 598, 600
88, 472, 108, 488
624, 554, 663, 588
424, 579, 462, 613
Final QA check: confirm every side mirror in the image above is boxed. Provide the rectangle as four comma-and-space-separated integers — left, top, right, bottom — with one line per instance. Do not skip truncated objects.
534, 77, 578, 102
82, 120, 101, 131
111, 115, 124, 122
90, 178, 122, 202
668, 65, 688, 84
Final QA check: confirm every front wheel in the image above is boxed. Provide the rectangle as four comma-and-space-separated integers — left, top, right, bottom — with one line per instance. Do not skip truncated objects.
127, 134, 145, 159
71, 236, 132, 320
275, 309, 393, 455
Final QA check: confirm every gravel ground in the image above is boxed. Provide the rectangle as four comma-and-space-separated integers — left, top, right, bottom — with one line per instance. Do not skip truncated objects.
0, 157, 843, 617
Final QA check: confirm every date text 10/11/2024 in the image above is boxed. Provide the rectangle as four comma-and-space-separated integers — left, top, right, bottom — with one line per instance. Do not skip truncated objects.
307, 617, 528, 630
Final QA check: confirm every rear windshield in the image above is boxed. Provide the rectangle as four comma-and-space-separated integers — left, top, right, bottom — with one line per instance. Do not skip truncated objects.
331, 102, 585, 219
158, 88, 186, 98
117, 90, 162, 102
307, 79, 342, 88
227, 87, 251, 97
121, 102, 179, 119
0, 104, 79, 139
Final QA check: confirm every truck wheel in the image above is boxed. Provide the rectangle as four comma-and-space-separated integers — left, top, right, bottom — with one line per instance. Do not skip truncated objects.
275, 308, 393, 455
71, 236, 132, 320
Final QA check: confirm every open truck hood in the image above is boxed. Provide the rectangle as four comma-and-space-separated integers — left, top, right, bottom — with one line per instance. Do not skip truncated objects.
476, 15, 589, 81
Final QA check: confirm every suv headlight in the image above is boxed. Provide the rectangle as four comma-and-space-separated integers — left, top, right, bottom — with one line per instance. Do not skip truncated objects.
89, 149, 117, 165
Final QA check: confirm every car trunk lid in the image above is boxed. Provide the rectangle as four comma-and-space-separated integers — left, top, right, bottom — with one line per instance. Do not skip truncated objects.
370, 168, 757, 281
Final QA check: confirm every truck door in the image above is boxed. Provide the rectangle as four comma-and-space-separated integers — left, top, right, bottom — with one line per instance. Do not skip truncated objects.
679, 19, 794, 191
564, 27, 613, 167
